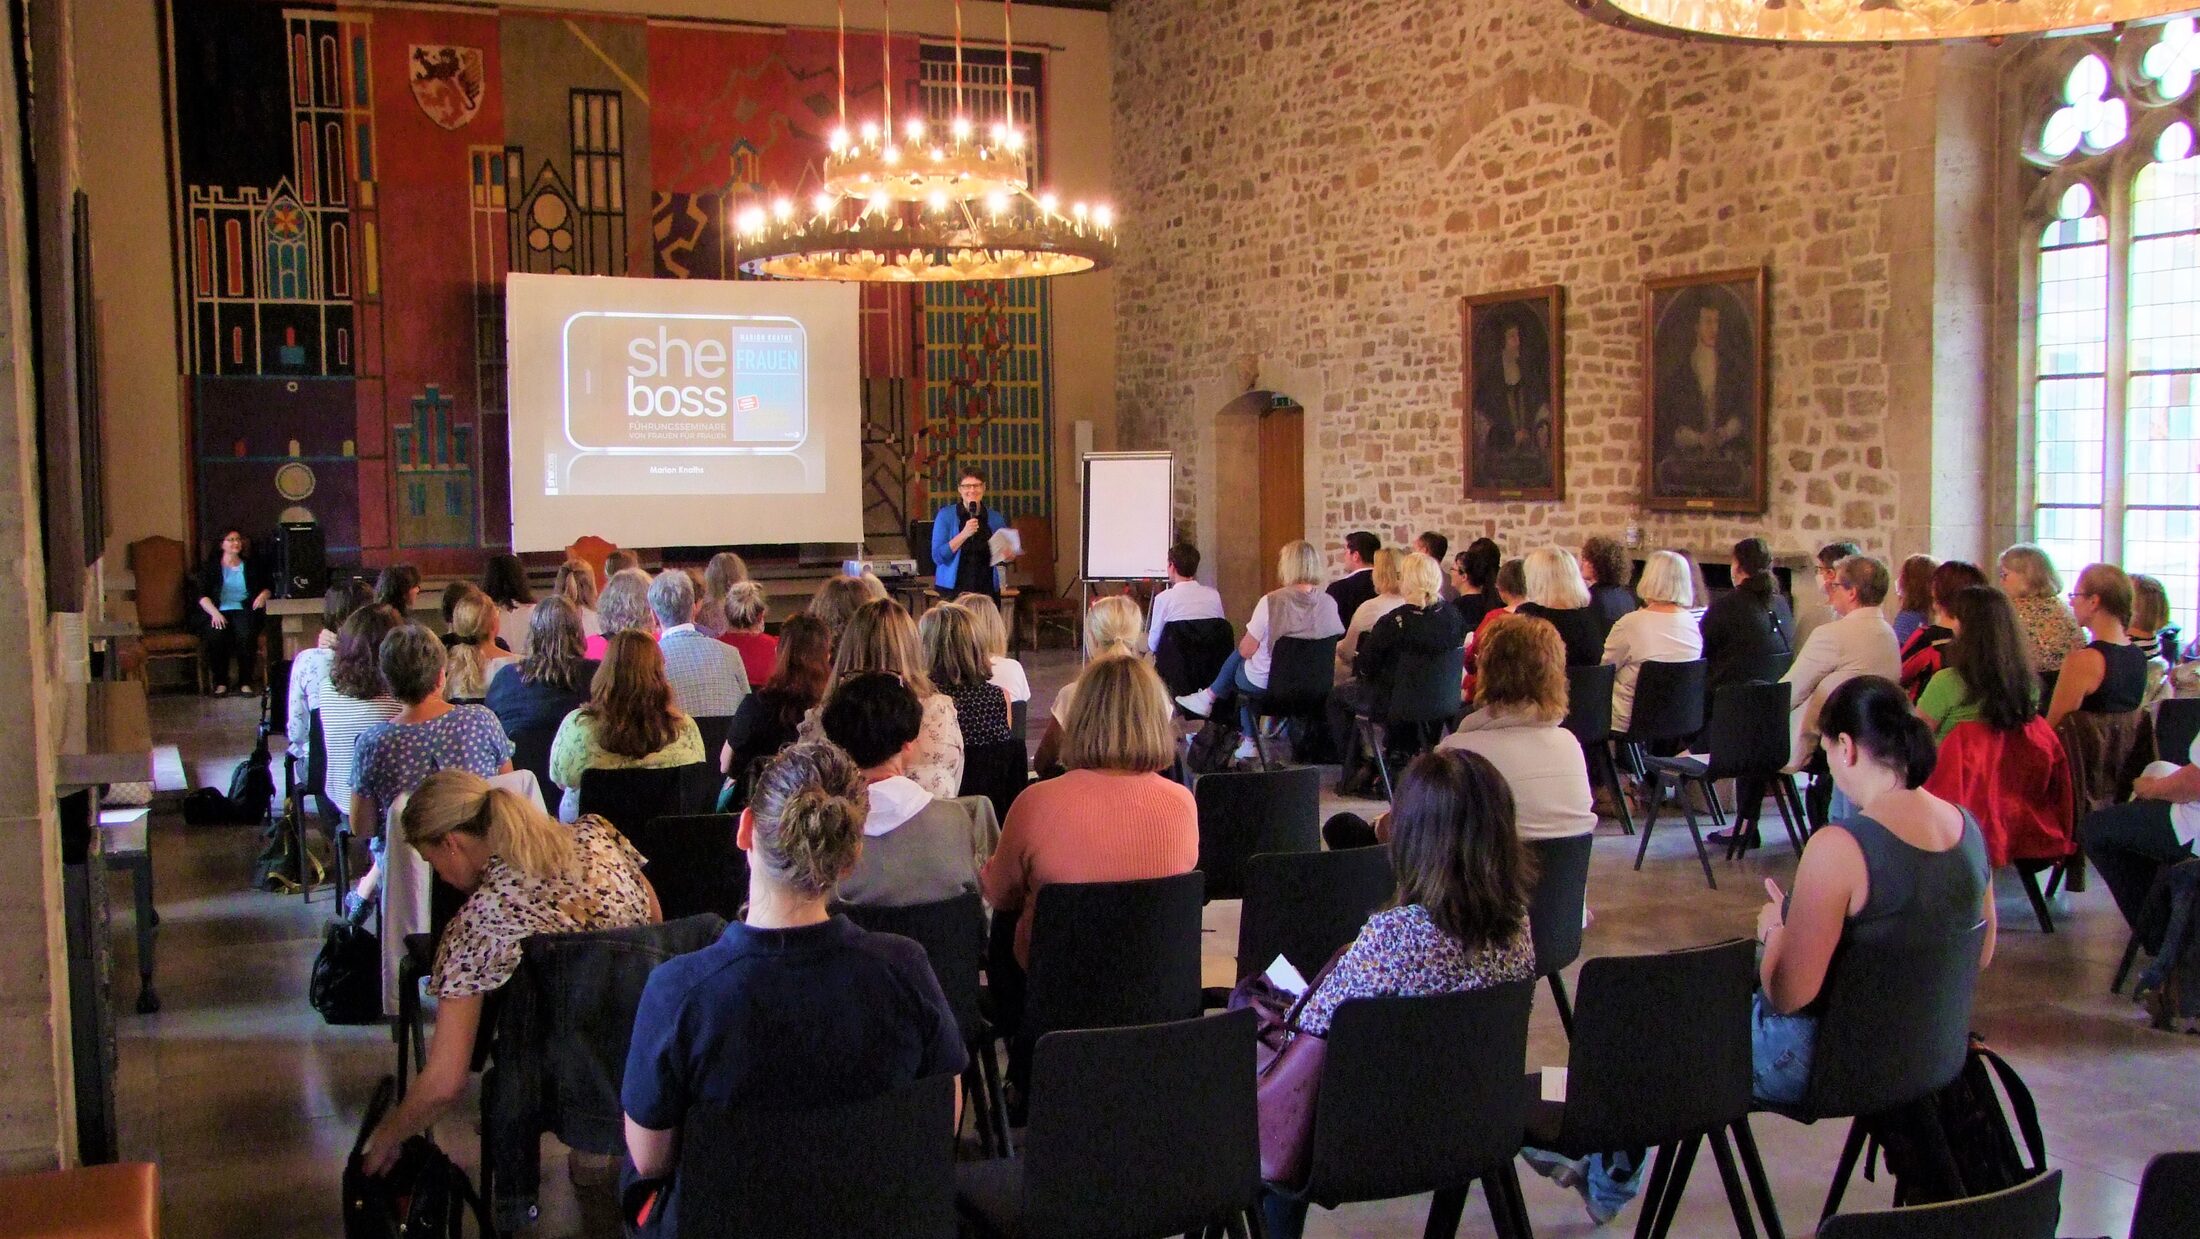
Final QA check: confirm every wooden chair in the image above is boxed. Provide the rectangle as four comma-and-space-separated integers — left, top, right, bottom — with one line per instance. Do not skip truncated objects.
126, 534, 202, 693
1009, 516, 1080, 650
565, 535, 617, 591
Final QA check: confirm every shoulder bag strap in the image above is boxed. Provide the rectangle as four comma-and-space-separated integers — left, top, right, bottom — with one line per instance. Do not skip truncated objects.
1974, 1046, 2048, 1175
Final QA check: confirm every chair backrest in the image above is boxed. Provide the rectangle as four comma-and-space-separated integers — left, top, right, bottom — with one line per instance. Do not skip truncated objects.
578, 764, 702, 836
1012, 515, 1058, 594
1193, 766, 1321, 901
1802, 921, 1988, 1118
673, 1074, 957, 1239
1235, 846, 1395, 981
1302, 982, 1536, 1205
2132, 1151, 2200, 1239
1621, 658, 1708, 743
510, 724, 558, 806
1525, 833, 1594, 978
1259, 635, 1343, 715
1815, 1168, 2062, 1239
1382, 643, 1467, 726
306, 708, 329, 800
1009, 697, 1029, 747
622, 813, 747, 923
1560, 939, 1755, 1151
1026, 872, 1205, 1042
1704, 680, 1793, 780
1562, 662, 1617, 747
692, 714, 734, 766
127, 535, 191, 630
908, 519, 938, 578
837, 891, 986, 1041
1154, 617, 1238, 698
2158, 698, 2200, 768
1022, 1011, 1260, 1238
267, 659, 294, 735
1726, 651, 1793, 687
958, 737, 1029, 824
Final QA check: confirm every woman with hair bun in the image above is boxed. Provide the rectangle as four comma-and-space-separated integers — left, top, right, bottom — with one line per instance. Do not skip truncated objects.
620, 741, 967, 1232
359, 769, 657, 1175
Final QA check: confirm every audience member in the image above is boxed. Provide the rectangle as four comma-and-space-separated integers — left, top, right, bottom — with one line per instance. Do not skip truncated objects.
438, 580, 475, 633
956, 593, 1030, 705
2047, 563, 2146, 727
648, 568, 751, 720
1699, 536, 1793, 698
620, 741, 965, 1236
1035, 594, 1147, 772
553, 557, 604, 637
808, 573, 876, 648
286, 579, 371, 762
318, 604, 406, 834
1580, 535, 1640, 635
810, 599, 964, 800
2129, 574, 2173, 710
1415, 531, 1453, 601
1602, 550, 1703, 733
1439, 616, 1596, 841
359, 769, 657, 1177
373, 563, 423, 616
715, 581, 777, 689
1330, 552, 1466, 781
1459, 557, 1527, 702
348, 625, 516, 918
821, 673, 988, 907
1518, 546, 1603, 667
1336, 546, 1408, 676
1898, 560, 1988, 698
603, 549, 640, 578
1451, 537, 1504, 631
584, 568, 656, 659
1791, 541, 1863, 650
1892, 554, 1936, 649
1175, 540, 1346, 764
1263, 750, 1538, 1239
721, 614, 832, 810
194, 527, 272, 695
548, 630, 704, 822
444, 587, 517, 702
932, 467, 1014, 600
1781, 555, 1901, 770
2081, 725, 2200, 942
482, 555, 537, 659
920, 603, 1016, 753
1145, 542, 1227, 652
1917, 586, 2040, 742
1999, 543, 2085, 674
484, 597, 598, 765
1326, 530, 1381, 621
694, 551, 750, 638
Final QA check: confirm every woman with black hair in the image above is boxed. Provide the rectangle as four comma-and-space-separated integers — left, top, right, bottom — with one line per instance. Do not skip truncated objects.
1698, 536, 1793, 696
1449, 537, 1504, 630
481, 554, 537, 657
1916, 586, 2038, 742
195, 527, 273, 695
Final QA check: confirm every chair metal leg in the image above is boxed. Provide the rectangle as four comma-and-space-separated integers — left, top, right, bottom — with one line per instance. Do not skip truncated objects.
1820, 1120, 1868, 1223
2113, 929, 2144, 994
1501, 1163, 1535, 1239
2018, 865, 2056, 933
1731, 1118, 1785, 1239
1479, 1171, 1525, 1239
1595, 744, 1635, 834
1768, 778, 1804, 854
1678, 790, 1719, 890
1633, 1144, 1680, 1239
1421, 1184, 1469, 1239
1368, 720, 1396, 802
1707, 1127, 1759, 1239
1633, 773, 1665, 871
978, 1031, 1013, 1157
1547, 971, 1575, 1038
1647, 1134, 1702, 1239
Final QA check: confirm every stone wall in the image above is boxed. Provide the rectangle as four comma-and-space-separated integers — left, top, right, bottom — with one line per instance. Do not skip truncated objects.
1113, 0, 1970, 578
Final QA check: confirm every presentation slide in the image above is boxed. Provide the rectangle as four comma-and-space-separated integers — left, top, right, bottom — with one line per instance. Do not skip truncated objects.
505, 273, 863, 552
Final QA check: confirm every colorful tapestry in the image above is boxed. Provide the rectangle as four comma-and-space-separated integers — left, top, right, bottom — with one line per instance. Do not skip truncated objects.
165, 0, 1047, 569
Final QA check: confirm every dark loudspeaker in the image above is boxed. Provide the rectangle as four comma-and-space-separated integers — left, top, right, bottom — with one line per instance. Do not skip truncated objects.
275, 522, 325, 599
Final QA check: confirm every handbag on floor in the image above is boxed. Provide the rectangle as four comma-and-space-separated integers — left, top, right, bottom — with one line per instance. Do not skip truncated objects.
1864, 1037, 2046, 1206
343, 1076, 490, 1238
312, 918, 383, 1026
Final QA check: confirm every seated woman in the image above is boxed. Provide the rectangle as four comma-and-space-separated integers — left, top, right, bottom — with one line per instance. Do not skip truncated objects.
1335, 546, 1408, 679
1699, 537, 1792, 699
1999, 543, 2085, 676
553, 558, 604, 638
443, 586, 517, 703
621, 741, 966, 1234
956, 592, 1030, 706
805, 599, 964, 799
485, 598, 598, 770
1916, 586, 2038, 743
2045, 563, 2148, 728
821, 672, 989, 907
2128, 574, 2173, 711
549, 631, 705, 822
1536, 676, 1995, 1224
358, 769, 658, 1177
721, 614, 832, 810
1580, 535, 1641, 637
1329, 553, 1466, 782
318, 605, 407, 835
921, 603, 1024, 817
714, 581, 778, 689
286, 579, 372, 766
482, 554, 537, 659
194, 527, 272, 696
1898, 560, 1987, 700
1261, 748, 1539, 1239
1450, 537, 1504, 632
1459, 557, 1527, 703
1601, 550, 1703, 734
695, 551, 749, 639
583, 569, 658, 660
808, 573, 881, 649
1174, 540, 1347, 765
1518, 546, 1604, 667
347, 625, 517, 919
374, 563, 423, 616
1441, 615, 1595, 841
1892, 555, 1936, 650
1034, 594, 1147, 773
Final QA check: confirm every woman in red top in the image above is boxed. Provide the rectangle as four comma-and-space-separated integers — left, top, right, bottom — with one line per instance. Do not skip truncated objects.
1459, 557, 1526, 702
715, 580, 778, 688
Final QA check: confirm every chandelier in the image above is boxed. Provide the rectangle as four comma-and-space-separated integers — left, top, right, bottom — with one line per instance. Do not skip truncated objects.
1573, 0, 2195, 42
736, 0, 1115, 281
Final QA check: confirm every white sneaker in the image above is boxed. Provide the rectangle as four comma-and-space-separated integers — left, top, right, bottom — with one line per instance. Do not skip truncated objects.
1176, 688, 1216, 718
1233, 737, 1260, 762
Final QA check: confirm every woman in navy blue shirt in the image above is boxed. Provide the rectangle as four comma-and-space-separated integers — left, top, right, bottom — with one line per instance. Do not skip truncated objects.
621, 740, 965, 1230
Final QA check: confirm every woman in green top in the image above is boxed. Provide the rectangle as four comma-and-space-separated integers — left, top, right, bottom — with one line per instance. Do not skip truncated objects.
549, 630, 705, 821
1917, 585, 2039, 742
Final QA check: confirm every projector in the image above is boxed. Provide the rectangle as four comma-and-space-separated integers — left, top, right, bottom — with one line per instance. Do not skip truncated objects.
872, 558, 919, 579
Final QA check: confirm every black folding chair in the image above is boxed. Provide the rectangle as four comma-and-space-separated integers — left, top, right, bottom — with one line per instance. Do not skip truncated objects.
1023, 873, 1207, 1052
1234, 846, 1394, 983
1643, 680, 1804, 868
1526, 939, 1767, 1239
1815, 1169, 2061, 1239
1155, 617, 1238, 700
1193, 765, 1321, 901
1566, 663, 1633, 834
676, 1074, 958, 1239
1619, 659, 1715, 886
1274, 983, 1538, 1238
2157, 697, 2200, 768
1356, 644, 1466, 800
508, 722, 559, 812
305, 708, 352, 901
691, 714, 734, 772
1526, 832, 1594, 1036
957, 1012, 1261, 1239
959, 737, 1030, 824
1242, 635, 1343, 769
2131, 1151, 2200, 1239
623, 812, 747, 922
577, 763, 708, 835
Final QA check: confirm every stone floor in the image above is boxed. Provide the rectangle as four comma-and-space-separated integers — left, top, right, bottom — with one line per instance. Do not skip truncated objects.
110, 649, 2194, 1238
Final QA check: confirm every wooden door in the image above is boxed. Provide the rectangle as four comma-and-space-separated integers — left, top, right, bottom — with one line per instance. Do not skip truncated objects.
1256, 403, 1305, 581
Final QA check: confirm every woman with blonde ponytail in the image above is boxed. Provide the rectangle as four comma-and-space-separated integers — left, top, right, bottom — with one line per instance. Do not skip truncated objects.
359, 769, 656, 1176
444, 587, 516, 701
620, 741, 967, 1229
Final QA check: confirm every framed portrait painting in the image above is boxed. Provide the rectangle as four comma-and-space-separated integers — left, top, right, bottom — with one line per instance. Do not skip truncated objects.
1642, 267, 1769, 514
1461, 285, 1565, 502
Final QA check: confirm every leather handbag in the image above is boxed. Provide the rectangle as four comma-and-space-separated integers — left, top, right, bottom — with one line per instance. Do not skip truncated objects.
1239, 950, 1346, 1185
343, 1076, 490, 1237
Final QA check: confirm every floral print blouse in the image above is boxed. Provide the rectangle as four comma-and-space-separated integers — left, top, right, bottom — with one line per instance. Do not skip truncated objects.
1295, 903, 1539, 1037
430, 816, 655, 999
2011, 593, 2084, 673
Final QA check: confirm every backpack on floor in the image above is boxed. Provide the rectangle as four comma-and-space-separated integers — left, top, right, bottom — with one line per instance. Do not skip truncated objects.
312, 918, 383, 1026
225, 732, 277, 824
1865, 1039, 2046, 1206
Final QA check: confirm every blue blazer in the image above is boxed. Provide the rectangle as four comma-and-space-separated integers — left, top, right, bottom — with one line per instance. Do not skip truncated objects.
931, 503, 1010, 592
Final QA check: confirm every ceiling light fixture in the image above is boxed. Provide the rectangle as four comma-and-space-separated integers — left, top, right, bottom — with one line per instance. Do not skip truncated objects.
1574, 0, 2189, 43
